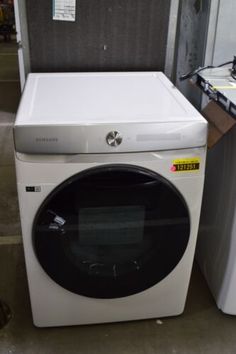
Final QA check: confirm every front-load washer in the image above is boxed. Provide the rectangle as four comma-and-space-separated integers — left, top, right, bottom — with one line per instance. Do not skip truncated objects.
14, 72, 207, 327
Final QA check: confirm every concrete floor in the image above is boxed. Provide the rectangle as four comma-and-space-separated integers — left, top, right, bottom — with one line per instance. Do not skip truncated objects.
1, 36, 236, 354
1, 244, 236, 354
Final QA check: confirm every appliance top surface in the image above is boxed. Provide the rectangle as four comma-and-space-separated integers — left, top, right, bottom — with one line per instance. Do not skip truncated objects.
16, 72, 205, 126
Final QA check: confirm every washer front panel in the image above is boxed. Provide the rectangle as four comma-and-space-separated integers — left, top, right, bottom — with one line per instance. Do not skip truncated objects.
33, 164, 190, 299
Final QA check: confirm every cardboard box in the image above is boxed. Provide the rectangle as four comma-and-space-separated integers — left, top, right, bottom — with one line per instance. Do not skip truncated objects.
202, 101, 236, 149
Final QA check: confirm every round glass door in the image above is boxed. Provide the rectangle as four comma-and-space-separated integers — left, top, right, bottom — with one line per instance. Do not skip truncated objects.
33, 165, 190, 299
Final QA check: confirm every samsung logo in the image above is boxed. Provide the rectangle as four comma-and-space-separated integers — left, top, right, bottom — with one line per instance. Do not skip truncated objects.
36, 138, 58, 143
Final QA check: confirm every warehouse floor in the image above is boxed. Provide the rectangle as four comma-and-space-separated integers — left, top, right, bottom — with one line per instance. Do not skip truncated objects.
1, 244, 236, 354
1, 38, 236, 354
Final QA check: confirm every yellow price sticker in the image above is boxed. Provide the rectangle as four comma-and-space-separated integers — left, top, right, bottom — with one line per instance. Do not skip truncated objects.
171, 158, 201, 173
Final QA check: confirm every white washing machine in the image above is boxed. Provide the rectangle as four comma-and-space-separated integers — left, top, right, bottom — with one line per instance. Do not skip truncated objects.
14, 72, 207, 327
197, 124, 236, 314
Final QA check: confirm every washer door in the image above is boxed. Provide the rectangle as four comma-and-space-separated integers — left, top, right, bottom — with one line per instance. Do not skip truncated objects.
33, 165, 190, 299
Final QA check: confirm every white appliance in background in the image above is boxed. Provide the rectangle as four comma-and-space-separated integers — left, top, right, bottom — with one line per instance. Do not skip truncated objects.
197, 125, 236, 315
194, 0, 236, 315
14, 72, 207, 327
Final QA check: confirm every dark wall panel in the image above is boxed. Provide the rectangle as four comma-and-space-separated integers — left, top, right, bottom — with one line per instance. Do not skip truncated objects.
26, 0, 171, 72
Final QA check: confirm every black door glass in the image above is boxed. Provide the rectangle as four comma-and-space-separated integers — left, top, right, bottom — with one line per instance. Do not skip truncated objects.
33, 165, 190, 299
79, 206, 145, 246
